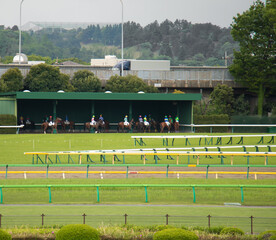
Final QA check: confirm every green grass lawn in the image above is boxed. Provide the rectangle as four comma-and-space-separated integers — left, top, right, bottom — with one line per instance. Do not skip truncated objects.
0, 133, 275, 165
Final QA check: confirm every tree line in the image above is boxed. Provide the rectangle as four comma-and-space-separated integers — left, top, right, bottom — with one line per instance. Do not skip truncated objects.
0, 19, 238, 66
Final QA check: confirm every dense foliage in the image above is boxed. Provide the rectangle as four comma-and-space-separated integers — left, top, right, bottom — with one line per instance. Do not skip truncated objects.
0, 68, 23, 92
258, 230, 276, 240
153, 228, 198, 240
220, 227, 244, 236
105, 74, 158, 93
71, 70, 101, 92
55, 224, 100, 240
24, 64, 73, 92
229, 0, 276, 116
0, 19, 238, 65
0, 229, 12, 240
0, 115, 17, 134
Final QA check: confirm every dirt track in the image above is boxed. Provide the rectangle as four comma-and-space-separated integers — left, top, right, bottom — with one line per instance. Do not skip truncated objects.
1, 166, 276, 179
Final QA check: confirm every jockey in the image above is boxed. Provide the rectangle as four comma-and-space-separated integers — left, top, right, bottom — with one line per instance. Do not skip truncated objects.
144, 115, 149, 126
49, 116, 54, 126
169, 115, 173, 123
26, 117, 31, 125
65, 115, 70, 125
90, 115, 96, 125
138, 115, 143, 123
19, 116, 24, 126
124, 115, 129, 126
175, 116, 179, 123
99, 114, 105, 124
164, 115, 170, 126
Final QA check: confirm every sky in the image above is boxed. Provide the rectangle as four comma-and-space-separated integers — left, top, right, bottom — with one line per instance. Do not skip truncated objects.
0, 0, 256, 29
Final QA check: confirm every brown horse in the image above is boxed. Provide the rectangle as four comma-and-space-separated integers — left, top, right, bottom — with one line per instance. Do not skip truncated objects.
174, 121, 180, 132
84, 120, 106, 133
61, 120, 75, 133
160, 121, 171, 133
84, 121, 97, 132
41, 117, 62, 134
135, 121, 144, 133
117, 119, 134, 133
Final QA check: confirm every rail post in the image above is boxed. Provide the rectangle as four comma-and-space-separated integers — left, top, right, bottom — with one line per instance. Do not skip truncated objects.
86, 165, 89, 179
96, 186, 100, 203
5, 165, 8, 179
144, 186, 148, 203
41, 214, 45, 226
83, 213, 86, 224
192, 186, 196, 203
48, 187, 52, 203
250, 215, 254, 234
247, 167, 250, 179
207, 215, 211, 228
126, 166, 129, 179
166, 165, 169, 178
206, 165, 209, 179
0, 214, 2, 228
240, 186, 244, 203
165, 214, 169, 225
124, 214, 128, 225
46, 164, 49, 179
0, 187, 3, 204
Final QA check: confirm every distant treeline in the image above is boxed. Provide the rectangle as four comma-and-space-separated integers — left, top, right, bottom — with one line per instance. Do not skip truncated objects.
0, 19, 239, 66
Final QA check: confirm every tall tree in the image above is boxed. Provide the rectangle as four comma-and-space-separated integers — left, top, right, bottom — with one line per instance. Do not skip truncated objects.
229, 0, 276, 115
0, 68, 23, 92
24, 64, 72, 92
71, 70, 101, 92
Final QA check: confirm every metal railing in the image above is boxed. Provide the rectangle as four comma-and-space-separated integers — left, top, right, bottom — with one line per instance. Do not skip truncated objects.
0, 184, 276, 204
0, 213, 275, 234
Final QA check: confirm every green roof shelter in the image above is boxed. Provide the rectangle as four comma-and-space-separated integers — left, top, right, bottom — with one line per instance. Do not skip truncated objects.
0, 92, 201, 132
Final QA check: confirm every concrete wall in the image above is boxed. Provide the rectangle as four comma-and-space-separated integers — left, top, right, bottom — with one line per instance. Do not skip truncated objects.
0, 64, 242, 92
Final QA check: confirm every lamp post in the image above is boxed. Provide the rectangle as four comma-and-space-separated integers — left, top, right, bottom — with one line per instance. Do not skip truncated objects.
19, 0, 24, 64
120, 0, 124, 76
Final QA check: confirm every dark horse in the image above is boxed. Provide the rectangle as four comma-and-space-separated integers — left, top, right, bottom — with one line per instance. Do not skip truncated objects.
41, 117, 62, 134
61, 120, 75, 133
160, 121, 171, 133
150, 119, 159, 132
135, 121, 144, 133
117, 119, 134, 133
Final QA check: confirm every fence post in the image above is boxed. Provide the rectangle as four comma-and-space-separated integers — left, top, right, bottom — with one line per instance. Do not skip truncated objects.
0, 214, 2, 228
46, 164, 49, 179
5, 165, 8, 179
126, 166, 128, 179
166, 165, 169, 178
165, 214, 169, 225
41, 214, 45, 226
240, 186, 244, 203
207, 215, 211, 228
192, 186, 196, 203
0, 187, 3, 204
86, 165, 89, 179
124, 214, 128, 225
48, 187, 52, 203
144, 186, 148, 203
250, 216, 254, 235
206, 165, 209, 179
83, 213, 86, 224
96, 186, 100, 203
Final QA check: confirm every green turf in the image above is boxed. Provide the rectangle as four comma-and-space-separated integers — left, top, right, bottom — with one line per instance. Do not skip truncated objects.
0, 133, 275, 165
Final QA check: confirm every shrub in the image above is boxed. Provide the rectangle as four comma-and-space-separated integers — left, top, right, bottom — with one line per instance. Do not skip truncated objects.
193, 114, 230, 132
153, 228, 198, 240
220, 227, 244, 235
55, 224, 100, 240
258, 230, 276, 240
0, 114, 16, 134
270, 236, 276, 240
0, 229, 12, 240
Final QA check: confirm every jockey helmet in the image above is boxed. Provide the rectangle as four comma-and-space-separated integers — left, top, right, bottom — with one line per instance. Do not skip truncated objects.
165, 115, 167, 118
145, 115, 147, 117
125, 115, 128, 117
139, 115, 141, 117
93, 115, 95, 117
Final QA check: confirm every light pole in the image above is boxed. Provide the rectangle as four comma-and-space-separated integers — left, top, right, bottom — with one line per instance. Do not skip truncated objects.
120, 0, 124, 76
19, 0, 24, 64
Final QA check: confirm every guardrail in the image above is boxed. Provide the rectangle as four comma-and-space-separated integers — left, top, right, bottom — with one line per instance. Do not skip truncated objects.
0, 184, 275, 204
1, 164, 276, 180
182, 124, 276, 133
0, 125, 24, 134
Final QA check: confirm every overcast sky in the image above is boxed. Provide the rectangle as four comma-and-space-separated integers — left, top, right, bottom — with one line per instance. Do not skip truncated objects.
1, 0, 256, 29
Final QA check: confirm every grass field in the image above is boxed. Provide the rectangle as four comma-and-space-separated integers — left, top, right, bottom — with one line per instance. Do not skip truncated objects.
0, 133, 276, 165
0, 133, 276, 232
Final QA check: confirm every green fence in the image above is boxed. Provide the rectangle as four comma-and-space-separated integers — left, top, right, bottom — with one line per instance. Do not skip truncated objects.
1, 184, 276, 204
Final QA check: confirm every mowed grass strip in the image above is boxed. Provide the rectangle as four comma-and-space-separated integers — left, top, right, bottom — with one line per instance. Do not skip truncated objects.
0, 133, 276, 165
1, 178, 276, 205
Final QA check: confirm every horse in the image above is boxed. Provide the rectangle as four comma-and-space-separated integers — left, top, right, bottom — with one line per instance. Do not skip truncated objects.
174, 121, 180, 133
143, 122, 151, 133
61, 120, 75, 133
41, 117, 62, 134
84, 121, 97, 133
135, 121, 144, 133
25, 119, 35, 132
117, 119, 134, 133
95, 119, 106, 133
150, 119, 159, 132
160, 121, 171, 133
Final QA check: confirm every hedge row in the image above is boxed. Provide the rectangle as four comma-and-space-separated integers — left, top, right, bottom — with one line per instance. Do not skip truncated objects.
193, 114, 230, 133
0, 114, 16, 134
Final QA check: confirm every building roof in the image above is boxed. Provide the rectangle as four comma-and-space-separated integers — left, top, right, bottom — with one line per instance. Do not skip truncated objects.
0, 92, 202, 101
